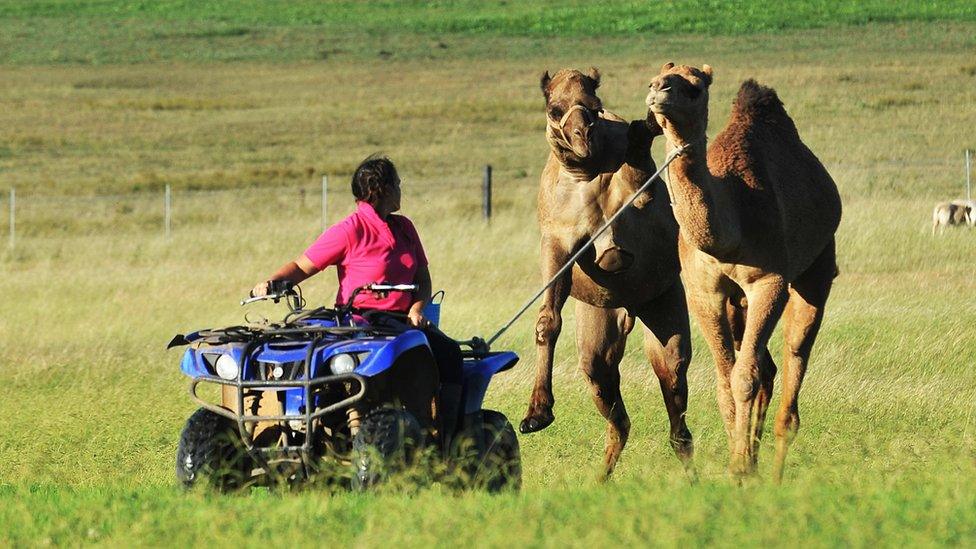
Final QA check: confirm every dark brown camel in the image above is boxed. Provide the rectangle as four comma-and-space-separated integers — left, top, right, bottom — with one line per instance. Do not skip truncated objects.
646, 63, 841, 481
523, 67, 693, 477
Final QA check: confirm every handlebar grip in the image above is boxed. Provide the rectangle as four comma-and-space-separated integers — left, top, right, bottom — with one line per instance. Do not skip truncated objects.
367, 283, 417, 292
268, 280, 295, 294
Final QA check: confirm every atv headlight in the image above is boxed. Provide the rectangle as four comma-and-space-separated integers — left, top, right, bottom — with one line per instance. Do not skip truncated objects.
215, 354, 240, 380
329, 353, 357, 375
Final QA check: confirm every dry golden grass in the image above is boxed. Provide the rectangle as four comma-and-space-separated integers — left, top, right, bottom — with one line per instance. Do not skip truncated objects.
1, 23, 974, 200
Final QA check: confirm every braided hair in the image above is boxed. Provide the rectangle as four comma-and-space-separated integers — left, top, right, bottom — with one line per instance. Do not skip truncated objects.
351, 155, 399, 206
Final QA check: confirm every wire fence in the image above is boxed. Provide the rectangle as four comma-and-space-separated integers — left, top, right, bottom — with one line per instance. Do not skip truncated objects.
2, 151, 973, 248
1, 168, 507, 248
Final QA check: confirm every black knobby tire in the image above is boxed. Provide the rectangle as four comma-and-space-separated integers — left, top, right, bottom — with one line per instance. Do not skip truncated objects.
455, 410, 522, 492
350, 408, 423, 491
176, 408, 251, 491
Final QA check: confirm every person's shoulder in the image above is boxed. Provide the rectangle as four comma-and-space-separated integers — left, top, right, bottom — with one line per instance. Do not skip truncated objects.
389, 214, 419, 233
318, 210, 360, 244
337, 208, 366, 230
388, 213, 415, 227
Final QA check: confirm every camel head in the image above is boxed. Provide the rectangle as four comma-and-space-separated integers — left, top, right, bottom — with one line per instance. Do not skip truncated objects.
646, 62, 713, 146
540, 67, 605, 160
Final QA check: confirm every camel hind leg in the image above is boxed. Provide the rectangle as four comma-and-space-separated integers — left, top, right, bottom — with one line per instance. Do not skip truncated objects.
773, 239, 836, 483
575, 301, 634, 479
633, 282, 694, 469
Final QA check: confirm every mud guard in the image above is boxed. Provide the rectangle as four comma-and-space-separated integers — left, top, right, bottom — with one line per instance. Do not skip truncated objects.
462, 352, 519, 414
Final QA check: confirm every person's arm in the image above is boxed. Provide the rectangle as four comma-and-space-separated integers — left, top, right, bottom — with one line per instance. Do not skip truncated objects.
250, 254, 320, 297
406, 263, 432, 327
252, 221, 350, 297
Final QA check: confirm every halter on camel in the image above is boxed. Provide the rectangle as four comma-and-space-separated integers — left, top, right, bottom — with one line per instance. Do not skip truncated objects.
545, 104, 599, 152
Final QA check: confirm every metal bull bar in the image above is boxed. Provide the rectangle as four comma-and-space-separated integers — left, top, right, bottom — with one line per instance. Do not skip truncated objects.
188, 335, 367, 469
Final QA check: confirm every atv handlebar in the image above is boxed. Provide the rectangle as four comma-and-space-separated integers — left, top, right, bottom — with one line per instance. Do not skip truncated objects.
365, 283, 417, 292
342, 283, 417, 312
241, 281, 416, 311
236, 281, 493, 354
241, 280, 297, 306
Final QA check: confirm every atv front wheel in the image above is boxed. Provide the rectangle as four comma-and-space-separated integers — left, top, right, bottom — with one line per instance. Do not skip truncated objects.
350, 408, 423, 491
454, 409, 521, 492
176, 408, 251, 491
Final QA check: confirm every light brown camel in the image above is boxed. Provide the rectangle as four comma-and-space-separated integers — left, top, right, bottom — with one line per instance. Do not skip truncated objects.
646, 63, 841, 481
523, 67, 693, 478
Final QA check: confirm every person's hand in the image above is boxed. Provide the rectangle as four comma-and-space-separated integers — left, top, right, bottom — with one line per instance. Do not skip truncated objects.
250, 281, 270, 298
407, 308, 429, 328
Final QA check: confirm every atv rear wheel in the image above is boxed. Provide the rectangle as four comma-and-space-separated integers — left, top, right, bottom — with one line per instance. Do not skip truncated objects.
350, 408, 423, 491
176, 408, 251, 491
453, 409, 521, 492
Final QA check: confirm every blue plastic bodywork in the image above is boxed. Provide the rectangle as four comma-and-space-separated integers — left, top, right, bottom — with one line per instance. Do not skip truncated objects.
462, 352, 519, 413
180, 322, 516, 415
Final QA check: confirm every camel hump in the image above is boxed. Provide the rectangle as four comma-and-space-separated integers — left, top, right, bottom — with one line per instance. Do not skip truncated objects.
732, 79, 797, 135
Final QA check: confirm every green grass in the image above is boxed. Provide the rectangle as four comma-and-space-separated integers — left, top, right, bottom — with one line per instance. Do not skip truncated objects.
1, 0, 975, 64
3, 1, 976, 546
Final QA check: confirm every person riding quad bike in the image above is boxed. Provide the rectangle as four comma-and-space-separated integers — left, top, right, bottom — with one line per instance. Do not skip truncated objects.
249, 155, 465, 454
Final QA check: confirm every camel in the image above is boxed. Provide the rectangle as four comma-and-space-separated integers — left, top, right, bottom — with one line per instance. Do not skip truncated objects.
523, 67, 693, 478
645, 63, 842, 481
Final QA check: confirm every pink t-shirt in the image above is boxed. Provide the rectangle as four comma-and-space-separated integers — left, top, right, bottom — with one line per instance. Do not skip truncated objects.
303, 201, 428, 312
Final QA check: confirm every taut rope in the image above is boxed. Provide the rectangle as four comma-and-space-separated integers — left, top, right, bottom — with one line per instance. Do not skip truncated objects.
485, 143, 691, 347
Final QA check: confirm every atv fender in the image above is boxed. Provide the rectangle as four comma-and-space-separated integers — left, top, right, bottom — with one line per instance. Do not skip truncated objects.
352, 330, 431, 377
462, 352, 519, 414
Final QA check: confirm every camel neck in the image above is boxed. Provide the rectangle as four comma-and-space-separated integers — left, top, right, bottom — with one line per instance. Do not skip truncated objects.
551, 146, 605, 182
666, 139, 741, 256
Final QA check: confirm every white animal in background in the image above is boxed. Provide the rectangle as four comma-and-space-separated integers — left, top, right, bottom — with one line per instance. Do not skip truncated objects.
933, 200, 974, 234
951, 199, 975, 227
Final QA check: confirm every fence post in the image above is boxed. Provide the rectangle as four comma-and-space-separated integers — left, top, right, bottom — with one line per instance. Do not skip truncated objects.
321, 175, 328, 231
8, 188, 14, 249
165, 184, 171, 238
967, 149, 972, 202
482, 165, 492, 221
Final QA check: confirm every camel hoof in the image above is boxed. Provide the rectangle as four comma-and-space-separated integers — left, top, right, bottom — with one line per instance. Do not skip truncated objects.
519, 412, 555, 434
728, 454, 757, 480
670, 434, 694, 461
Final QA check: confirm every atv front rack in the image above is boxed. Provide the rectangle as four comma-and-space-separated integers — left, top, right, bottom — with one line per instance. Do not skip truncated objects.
188, 335, 366, 473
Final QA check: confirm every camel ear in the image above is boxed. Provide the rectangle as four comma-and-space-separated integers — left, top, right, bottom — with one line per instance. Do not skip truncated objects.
661, 62, 675, 73
540, 70, 552, 99
587, 66, 601, 88
701, 64, 713, 85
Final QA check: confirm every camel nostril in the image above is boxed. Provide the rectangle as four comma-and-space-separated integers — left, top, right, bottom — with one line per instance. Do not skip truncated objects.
573, 129, 583, 136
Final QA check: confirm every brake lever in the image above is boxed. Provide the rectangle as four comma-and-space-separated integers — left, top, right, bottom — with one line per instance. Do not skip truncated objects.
241, 295, 266, 306
240, 293, 286, 306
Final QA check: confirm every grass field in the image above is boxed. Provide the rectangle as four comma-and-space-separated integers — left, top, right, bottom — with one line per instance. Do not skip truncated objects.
2, 2, 976, 546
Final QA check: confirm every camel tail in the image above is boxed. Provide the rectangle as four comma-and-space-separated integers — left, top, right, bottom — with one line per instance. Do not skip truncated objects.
731, 79, 798, 137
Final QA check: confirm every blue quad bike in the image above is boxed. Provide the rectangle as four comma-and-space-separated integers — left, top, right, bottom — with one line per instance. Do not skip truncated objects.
168, 282, 521, 491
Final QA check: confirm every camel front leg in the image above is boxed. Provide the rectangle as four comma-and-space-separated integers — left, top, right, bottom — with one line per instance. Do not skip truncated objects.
685, 279, 737, 448
729, 278, 788, 478
726, 297, 778, 464
521, 237, 573, 434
